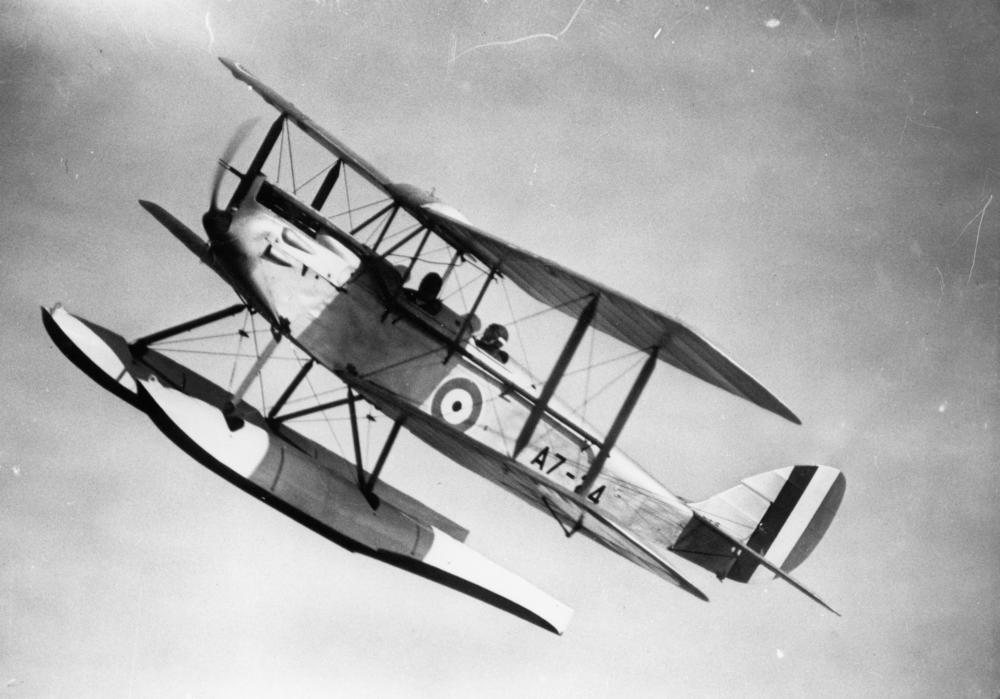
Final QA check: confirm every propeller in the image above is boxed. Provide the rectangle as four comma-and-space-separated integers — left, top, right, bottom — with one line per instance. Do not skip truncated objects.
202, 118, 258, 243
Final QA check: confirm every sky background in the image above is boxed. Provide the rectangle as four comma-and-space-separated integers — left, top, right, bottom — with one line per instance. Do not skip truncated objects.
2, 0, 998, 696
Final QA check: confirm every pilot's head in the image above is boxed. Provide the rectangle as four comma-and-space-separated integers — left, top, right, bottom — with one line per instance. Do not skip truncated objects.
483, 323, 509, 346
417, 272, 443, 303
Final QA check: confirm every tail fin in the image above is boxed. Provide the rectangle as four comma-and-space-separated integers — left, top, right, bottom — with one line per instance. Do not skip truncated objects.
674, 465, 845, 585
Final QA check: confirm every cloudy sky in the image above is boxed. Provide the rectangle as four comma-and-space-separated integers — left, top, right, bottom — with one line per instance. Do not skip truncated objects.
2, 0, 997, 696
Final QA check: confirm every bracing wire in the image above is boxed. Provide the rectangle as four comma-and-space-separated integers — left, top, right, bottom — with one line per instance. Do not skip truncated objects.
343, 167, 353, 232
248, 313, 267, 412
294, 160, 334, 196
499, 277, 534, 376
286, 125, 297, 195
275, 121, 285, 185
329, 196, 392, 221
227, 311, 251, 391
301, 363, 345, 454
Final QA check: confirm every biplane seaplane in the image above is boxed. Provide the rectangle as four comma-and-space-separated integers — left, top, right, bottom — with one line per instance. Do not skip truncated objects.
43, 58, 845, 634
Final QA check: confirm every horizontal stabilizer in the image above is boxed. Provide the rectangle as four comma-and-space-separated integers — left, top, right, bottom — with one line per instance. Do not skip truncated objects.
715, 521, 841, 616
673, 465, 845, 613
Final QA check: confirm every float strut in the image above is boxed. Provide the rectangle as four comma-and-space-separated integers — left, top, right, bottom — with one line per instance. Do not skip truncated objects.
132, 303, 246, 352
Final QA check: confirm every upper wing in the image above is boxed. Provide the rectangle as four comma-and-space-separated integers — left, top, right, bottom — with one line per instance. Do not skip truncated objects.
220, 58, 799, 424
414, 216, 802, 425
219, 58, 394, 193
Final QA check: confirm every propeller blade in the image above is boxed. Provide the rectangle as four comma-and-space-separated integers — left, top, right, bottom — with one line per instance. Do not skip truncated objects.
210, 118, 259, 212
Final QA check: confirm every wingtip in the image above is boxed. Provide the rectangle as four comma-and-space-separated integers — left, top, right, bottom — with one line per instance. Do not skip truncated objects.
689, 584, 710, 603
217, 56, 247, 78
816, 594, 842, 617
785, 408, 803, 426
763, 392, 801, 425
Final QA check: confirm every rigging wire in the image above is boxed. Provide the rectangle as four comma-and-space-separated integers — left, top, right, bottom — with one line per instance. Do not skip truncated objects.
281, 385, 347, 406
570, 354, 646, 417
359, 346, 448, 383
564, 347, 644, 377
499, 277, 534, 376
285, 125, 298, 194
275, 121, 285, 185
582, 328, 596, 420
329, 196, 392, 221
441, 265, 485, 303
488, 393, 512, 454
376, 221, 424, 253
154, 348, 300, 360
448, 263, 472, 311
147, 329, 268, 346
301, 360, 345, 454
502, 293, 592, 325
248, 312, 267, 412
293, 159, 334, 196
364, 410, 373, 468
343, 167, 354, 232
227, 311, 251, 391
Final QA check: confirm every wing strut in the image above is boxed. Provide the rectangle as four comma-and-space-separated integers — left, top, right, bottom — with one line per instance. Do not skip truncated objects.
345, 388, 405, 509
577, 347, 658, 495
514, 294, 599, 457
349, 203, 396, 238
267, 359, 314, 420
382, 225, 425, 257
310, 160, 341, 210
440, 250, 463, 285
347, 386, 366, 489
363, 417, 406, 508
132, 303, 246, 353
271, 393, 358, 422
447, 265, 499, 361
230, 115, 285, 210
402, 229, 432, 282
223, 335, 280, 430
371, 205, 400, 252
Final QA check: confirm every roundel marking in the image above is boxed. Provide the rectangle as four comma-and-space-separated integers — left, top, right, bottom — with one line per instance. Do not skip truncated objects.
431, 377, 483, 432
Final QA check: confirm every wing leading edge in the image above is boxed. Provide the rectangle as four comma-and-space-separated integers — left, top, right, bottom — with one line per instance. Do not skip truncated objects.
219, 57, 800, 425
